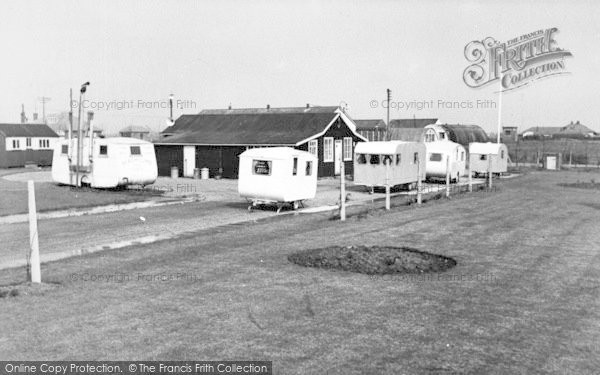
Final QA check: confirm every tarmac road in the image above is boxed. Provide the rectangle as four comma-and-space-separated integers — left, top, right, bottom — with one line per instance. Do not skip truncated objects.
0, 199, 277, 269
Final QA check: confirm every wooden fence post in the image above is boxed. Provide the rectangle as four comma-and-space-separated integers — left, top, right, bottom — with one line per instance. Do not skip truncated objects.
28, 180, 41, 283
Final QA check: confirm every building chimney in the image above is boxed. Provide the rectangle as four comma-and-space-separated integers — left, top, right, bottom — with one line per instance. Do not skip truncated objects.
266, 104, 270, 110
306, 103, 310, 109
20, 104, 27, 124
576, 120, 580, 125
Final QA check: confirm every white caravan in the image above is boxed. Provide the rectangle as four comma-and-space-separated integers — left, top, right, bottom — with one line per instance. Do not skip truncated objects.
353, 141, 426, 189
469, 142, 508, 176
425, 141, 466, 182
238, 147, 318, 211
52, 137, 158, 188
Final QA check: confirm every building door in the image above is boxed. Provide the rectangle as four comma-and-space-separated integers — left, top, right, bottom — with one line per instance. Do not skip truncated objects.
183, 145, 196, 177
334, 139, 342, 175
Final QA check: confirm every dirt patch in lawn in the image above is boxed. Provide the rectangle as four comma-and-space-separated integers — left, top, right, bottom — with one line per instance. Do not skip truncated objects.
288, 245, 456, 275
558, 181, 600, 190
0, 281, 61, 299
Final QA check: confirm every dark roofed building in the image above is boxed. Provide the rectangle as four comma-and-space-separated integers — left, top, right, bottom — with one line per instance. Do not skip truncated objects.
389, 118, 438, 128
154, 106, 366, 178
389, 128, 426, 142
522, 121, 598, 139
439, 124, 490, 146
120, 125, 151, 140
0, 123, 59, 167
355, 119, 386, 141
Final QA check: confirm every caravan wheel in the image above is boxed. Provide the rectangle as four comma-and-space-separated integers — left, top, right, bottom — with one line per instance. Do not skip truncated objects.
292, 201, 300, 210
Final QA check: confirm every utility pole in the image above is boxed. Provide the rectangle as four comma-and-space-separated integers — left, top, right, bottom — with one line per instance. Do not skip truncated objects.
37, 96, 51, 124
76, 82, 90, 187
497, 74, 502, 144
386, 89, 391, 141
169, 93, 174, 123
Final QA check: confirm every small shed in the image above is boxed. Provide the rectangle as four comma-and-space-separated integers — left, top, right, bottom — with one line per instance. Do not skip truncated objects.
469, 142, 508, 175
353, 141, 425, 188
238, 147, 318, 210
543, 153, 562, 170
425, 141, 466, 182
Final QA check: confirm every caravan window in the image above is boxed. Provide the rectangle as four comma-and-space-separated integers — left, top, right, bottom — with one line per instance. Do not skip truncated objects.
130, 146, 141, 155
293, 157, 298, 176
501, 150, 505, 159
396, 154, 401, 165
461, 151, 465, 161
357, 154, 367, 164
253, 160, 272, 175
305, 161, 313, 176
369, 154, 380, 165
383, 155, 393, 165
429, 153, 442, 162
413, 152, 419, 164
100, 145, 108, 155
61, 145, 68, 154
480, 154, 487, 161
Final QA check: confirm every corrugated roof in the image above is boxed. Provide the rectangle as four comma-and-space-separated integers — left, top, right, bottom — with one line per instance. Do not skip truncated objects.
0, 123, 59, 138
120, 125, 151, 133
439, 124, 489, 146
389, 128, 425, 142
390, 118, 438, 128
156, 106, 343, 145
355, 119, 385, 130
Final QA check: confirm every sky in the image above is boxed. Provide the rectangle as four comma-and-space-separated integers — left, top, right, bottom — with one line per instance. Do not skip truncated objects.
1, 0, 599, 135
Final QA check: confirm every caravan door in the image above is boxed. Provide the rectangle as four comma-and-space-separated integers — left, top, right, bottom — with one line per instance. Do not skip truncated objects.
183, 146, 196, 177
334, 139, 342, 175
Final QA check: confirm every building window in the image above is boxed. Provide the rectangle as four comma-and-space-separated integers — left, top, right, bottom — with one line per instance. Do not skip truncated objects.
343, 137, 352, 161
323, 137, 333, 162
369, 154, 380, 165
61, 145, 68, 154
357, 154, 366, 164
293, 157, 298, 176
130, 146, 141, 155
253, 160, 272, 175
99, 145, 108, 155
308, 140, 318, 157
425, 130, 436, 142
480, 155, 487, 161
11, 139, 20, 150
429, 153, 442, 162
26, 138, 31, 148
305, 161, 313, 176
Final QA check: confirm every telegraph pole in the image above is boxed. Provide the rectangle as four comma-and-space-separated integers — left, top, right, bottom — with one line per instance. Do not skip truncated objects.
38, 96, 51, 124
386, 89, 391, 141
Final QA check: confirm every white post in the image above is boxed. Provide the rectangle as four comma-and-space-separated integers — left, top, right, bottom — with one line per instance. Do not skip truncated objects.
28, 180, 41, 283
488, 153, 493, 189
385, 158, 390, 210
468, 157, 473, 193
445, 156, 450, 198
417, 157, 422, 205
340, 154, 346, 221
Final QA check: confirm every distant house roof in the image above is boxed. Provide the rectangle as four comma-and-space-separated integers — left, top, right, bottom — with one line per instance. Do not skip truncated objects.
522, 121, 597, 136
354, 119, 386, 130
389, 128, 425, 142
0, 123, 59, 138
156, 106, 366, 146
120, 125, 151, 133
389, 118, 438, 128
438, 124, 489, 145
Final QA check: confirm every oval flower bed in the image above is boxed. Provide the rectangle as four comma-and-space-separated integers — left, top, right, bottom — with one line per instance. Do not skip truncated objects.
288, 245, 456, 275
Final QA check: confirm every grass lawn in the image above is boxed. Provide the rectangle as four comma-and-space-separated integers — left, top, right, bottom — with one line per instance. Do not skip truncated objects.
1, 170, 600, 373
0, 169, 163, 216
